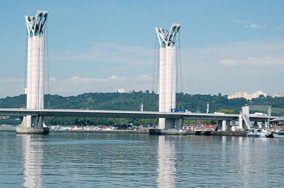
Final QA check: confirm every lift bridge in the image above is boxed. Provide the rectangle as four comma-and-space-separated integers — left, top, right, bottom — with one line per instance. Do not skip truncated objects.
0, 10, 274, 134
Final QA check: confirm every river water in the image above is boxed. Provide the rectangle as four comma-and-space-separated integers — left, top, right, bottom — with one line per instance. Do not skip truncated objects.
1, 132, 284, 188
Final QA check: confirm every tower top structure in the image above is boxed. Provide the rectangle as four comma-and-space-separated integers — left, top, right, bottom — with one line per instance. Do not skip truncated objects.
25, 10, 48, 37
155, 23, 181, 48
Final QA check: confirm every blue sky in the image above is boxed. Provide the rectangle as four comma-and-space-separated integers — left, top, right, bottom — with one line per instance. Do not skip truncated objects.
0, 0, 284, 97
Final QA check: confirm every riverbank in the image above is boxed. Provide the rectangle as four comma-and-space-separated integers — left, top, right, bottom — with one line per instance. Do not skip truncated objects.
0, 129, 149, 134
149, 129, 249, 136
1, 129, 249, 136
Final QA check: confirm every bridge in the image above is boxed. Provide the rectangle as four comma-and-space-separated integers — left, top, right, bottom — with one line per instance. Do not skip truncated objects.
2, 10, 274, 134
0, 108, 241, 119
0, 108, 272, 126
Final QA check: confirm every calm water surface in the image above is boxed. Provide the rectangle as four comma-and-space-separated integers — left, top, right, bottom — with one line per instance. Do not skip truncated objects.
1, 132, 284, 188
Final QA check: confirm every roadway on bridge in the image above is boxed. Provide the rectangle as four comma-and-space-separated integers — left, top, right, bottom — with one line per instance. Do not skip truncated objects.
0, 108, 272, 121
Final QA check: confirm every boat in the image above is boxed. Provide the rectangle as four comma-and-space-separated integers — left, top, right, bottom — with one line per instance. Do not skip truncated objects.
274, 130, 284, 138
247, 129, 272, 138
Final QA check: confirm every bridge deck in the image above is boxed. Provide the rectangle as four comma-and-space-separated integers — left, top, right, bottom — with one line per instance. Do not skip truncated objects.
0, 108, 273, 121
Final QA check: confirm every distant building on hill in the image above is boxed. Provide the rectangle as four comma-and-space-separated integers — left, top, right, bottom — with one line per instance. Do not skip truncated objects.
228, 90, 267, 100
272, 94, 284, 98
115, 88, 126, 93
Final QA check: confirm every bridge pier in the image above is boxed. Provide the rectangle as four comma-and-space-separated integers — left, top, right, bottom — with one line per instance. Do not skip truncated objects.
221, 120, 231, 131
16, 10, 49, 135
216, 120, 231, 131
17, 115, 49, 134
238, 114, 243, 130
156, 24, 181, 131
165, 118, 183, 129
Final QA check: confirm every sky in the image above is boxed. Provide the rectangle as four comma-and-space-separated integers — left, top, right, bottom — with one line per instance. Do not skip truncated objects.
0, 0, 284, 98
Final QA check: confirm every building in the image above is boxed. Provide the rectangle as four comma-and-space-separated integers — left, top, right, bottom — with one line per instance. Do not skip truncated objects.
228, 90, 267, 100
116, 88, 126, 93
272, 94, 284, 98
270, 117, 284, 130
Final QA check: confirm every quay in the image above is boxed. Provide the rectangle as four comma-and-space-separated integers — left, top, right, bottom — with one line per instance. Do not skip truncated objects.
149, 129, 249, 137
0, 128, 248, 136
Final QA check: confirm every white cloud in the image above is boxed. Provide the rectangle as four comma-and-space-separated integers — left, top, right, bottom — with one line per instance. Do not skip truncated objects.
234, 19, 266, 29
49, 75, 152, 96
2, 40, 284, 98
233, 19, 250, 25
219, 59, 238, 67
248, 56, 272, 61
49, 77, 57, 81
52, 43, 153, 66
245, 23, 266, 29
180, 40, 284, 95
184, 40, 284, 67
0, 78, 25, 98
136, 74, 152, 81
219, 56, 278, 67
47, 40, 284, 96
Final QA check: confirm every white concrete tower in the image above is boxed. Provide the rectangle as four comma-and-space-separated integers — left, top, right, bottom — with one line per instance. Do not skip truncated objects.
156, 24, 181, 129
156, 27, 167, 129
17, 10, 49, 134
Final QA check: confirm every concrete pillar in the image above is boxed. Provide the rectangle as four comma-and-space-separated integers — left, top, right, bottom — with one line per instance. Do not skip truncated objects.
165, 119, 175, 129
242, 106, 250, 115
174, 118, 183, 129
158, 118, 165, 129
238, 114, 243, 130
165, 46, 176, 112
222, 120, 226, 131
226, 121, 230, 131
17, 10, 49, 134
231, 120, 236, 131
164, 118, 183, 129
216, 120, 222, 131
267, 119, 271, 129
158, 48, 166, 129
263, 120, 267, 129
253, 121, 258, 129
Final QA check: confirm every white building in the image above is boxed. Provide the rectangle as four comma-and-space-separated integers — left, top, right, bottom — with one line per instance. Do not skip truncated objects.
116, 88, 126, 93
228, 90, 267, 100
272, 94, 284, 98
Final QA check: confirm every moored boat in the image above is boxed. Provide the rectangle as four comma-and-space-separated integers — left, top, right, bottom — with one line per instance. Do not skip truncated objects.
274, 130, 284, 138
247, 129, 272, 138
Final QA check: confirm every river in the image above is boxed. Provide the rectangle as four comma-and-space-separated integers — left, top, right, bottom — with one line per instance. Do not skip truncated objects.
1, 132, 284, 187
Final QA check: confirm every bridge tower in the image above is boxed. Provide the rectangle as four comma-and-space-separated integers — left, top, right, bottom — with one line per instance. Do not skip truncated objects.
16, 10, 49, 134
156, 24, 182, 129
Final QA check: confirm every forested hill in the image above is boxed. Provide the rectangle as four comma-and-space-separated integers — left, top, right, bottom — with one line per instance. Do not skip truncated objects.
0, 92, 283, 116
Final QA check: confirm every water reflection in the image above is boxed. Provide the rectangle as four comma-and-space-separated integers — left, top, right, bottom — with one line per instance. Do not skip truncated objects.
157, 136, 176, 188
19, 135, 44, 188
